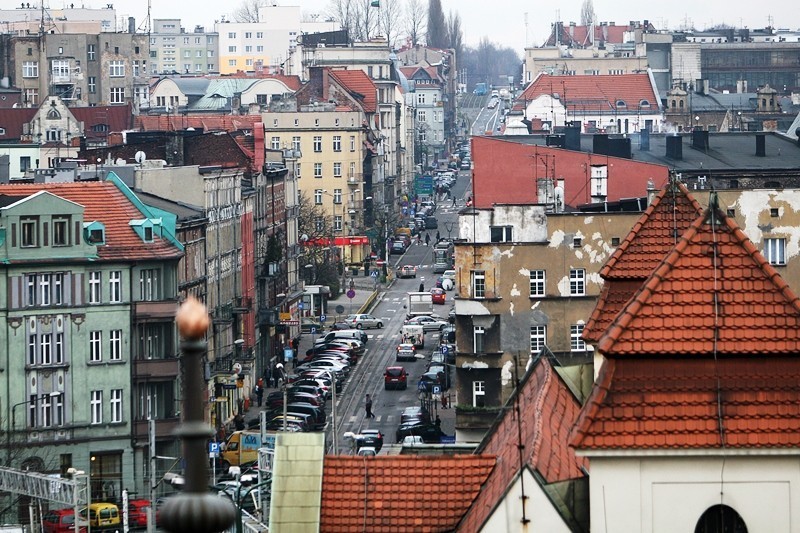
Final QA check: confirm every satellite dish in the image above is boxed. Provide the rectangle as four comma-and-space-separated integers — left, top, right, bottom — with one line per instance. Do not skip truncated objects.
134, 151, 146, 165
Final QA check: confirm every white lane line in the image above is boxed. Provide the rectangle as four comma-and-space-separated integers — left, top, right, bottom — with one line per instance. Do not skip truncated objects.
349, 415, 357, 424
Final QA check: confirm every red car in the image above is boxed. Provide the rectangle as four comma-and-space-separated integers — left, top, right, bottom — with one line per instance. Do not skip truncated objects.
430, 288, 446, 305
127, 499, 152, 528
384, 366, 408, 390
42, 509, 86, 533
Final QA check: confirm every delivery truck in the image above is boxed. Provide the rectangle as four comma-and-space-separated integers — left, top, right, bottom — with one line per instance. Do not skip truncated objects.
220, 430, 262, 470
401, 324, 425, 348
406, 292, 433, 319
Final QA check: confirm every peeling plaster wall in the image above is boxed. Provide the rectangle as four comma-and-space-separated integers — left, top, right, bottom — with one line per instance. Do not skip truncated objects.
459, 205, 549, 243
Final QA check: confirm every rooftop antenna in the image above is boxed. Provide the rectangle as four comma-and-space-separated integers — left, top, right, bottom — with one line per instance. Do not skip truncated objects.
524, 12, 529, 48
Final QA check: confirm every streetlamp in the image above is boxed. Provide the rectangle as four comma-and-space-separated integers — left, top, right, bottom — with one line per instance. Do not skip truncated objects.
322, 190, 346, 290
6, 392, 63, 466
319, 369, 338, 454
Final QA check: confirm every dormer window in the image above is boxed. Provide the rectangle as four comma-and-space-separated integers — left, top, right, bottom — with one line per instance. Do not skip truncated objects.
53, 216, 70, 246
144, 226, 153, 242
616, 100, 627, 108
639, 99, 651, 108
21, 216, 39, 247
83, 221, 106, 245
130, 218, 161, 243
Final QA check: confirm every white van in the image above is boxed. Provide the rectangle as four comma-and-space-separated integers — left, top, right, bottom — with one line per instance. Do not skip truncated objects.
315, 329, 368, 346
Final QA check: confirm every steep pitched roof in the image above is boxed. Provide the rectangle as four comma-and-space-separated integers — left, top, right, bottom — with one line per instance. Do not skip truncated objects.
0, 108, 37, 142
134, 114, 262, 132
0, 181, 182, 262
582, 183, 703, 342
71, 104, 133, 140
570, 357, 800, 449
457, 357, 587, 532
598, 205, 800, 356
329, 69, 377, 113
321, 455, 495, 532
519, 73, 658, 113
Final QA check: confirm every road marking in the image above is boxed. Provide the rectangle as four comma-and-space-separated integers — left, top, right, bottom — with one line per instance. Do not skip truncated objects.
374, 415, 382, 422
376, 334, 384, 339
349, 415, 357, 423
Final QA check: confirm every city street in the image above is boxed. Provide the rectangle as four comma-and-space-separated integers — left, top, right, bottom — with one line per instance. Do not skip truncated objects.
311, 169, 471, 454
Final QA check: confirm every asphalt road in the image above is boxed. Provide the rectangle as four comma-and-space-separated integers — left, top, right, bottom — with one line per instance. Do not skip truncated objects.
327, 170, 472, 454
470, 98, 508, 136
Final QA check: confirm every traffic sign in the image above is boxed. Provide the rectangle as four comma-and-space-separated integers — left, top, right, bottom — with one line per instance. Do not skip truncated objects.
433, 385, 441, 395
370, 271, 378, 278
298, 302, 304, 310
311, 327, 317, 334
346, 289, 356, 299
441, 345, 449, 354
335, 305, 345, 314
209, 442, 220, 457
320, 314, 327, 322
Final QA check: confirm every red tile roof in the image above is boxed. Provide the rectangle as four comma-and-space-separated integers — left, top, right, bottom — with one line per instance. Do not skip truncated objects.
458, 358, 587, 532
519, 73, 658, 113
0, 181, 182, 262
321, 455, 495, 532
71, 104, 133, 141
329, 70, 378, 113
0, 108, 37, 142
582, 183, 703, 342
135, 115, 262, 133
543, 22, 640, 47
598, 205, 800, 356
570, 357, 800, 450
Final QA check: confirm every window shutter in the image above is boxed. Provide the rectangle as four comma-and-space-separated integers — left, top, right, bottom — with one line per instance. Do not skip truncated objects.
43, 222, 48, 246
75, 222, 81, 245
11, 223, 16, 247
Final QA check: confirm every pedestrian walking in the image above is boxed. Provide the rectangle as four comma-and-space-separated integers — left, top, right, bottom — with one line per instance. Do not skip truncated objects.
452, 196, 457, 207
419, 281, 425, 292
256, 384, 264, 407
441, 394, 448, 409
436, 230, 440, 242
271, 364, 279, 388
365, 394, 374, 419
425, 233, 430, 246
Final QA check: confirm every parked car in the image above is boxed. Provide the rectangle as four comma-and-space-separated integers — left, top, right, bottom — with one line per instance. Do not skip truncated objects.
396, 343, 417, 362
344, 313, 384, 329
430, 288, 446, 305
127, 499, 152, 529
356, 446, 377, 457
300, 317, 324, 334
396, 265, 418, 278
355, 429, 384, 453
80, 503, 120, 530
395, 422, 443, 444
418, 371, 447, 393
384, 366, 408, 390
404, 315, 448, 332
426, 363, 451, 389
43, 509, 85, 533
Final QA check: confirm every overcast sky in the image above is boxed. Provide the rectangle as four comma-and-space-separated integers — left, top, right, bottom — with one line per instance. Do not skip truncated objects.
105, 0, 799, 53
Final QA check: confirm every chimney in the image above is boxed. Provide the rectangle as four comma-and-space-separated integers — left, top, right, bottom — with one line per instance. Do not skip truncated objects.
593, 134, 609, 154
666, 135, 683, 159
128, 17, 135, 34
254, 122, 265, 171
564, 125, 581, 151
692, 129, 709, 151
755, 133, 766, 157
640, 128, 650, 151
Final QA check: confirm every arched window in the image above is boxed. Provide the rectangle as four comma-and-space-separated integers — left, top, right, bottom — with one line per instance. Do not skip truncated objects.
679, 100, 685, 108
47, 108, 61, 120
640, 99, 651, 107
694, 504, 748, 533
671, 100, 677, 109
616, 100, 627, 108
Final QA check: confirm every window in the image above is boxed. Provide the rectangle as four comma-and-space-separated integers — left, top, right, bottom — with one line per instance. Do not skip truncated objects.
571, 324, 586, 351
28, 335, 36, 365
764, 238, 786, 265
26, 274, 35, 306
313, 163, 322, 178
109, 60, 125, 77
770, 208, 780, 218
569, 268, 585, 296
333, 162, 342, 177
110, 389, 123, 423
314, 189, 323, 205
473, 326, 485, 353
334, 215, 343, 232
55, 333, 64, 364
89, 331, 102, 362
292, 136, 301, 151
90, 391, 102, 424
109, 271, 122, 302
333, 135, 342, 152
472, 380, 485, 407
51, 60, 70, 80
349, 162, 356, 178
53, 217, 69, 246
22, 61, 38, 77
314, 216, 324, 232
228, 32, 236, 38
88, 76, 96, 94
418, 110, 427, 122
40, 394, 53, 427
611, 237, 620, 246
313, 136, 322, 152
54, 393, 63, 426
417, 93, 426, 105
87, 44, 96, 61
271, 136, 280, 150
333, 189, 342, 204
228, 60, 236, 67
228, 46, 237, 53
89, 271, 101, 303
21, 217, 38, 247
296, 163, 301, 178
490, 226, 513, 243
530, 326, 547, 354
350, 136, 356, 151
38, 333, 52, 365
529, 270, 545, 297
53, 273, 63, 305
110, 87, 125, 104
573, 237, 582, 248
109, 330, 122, 361
39, 274, 51, 306
471, 271, 485, 298
24, 88, 38, 105
139, 269, 159, 300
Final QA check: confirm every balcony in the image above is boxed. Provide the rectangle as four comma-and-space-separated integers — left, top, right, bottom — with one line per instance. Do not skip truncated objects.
133, 357, 179, 379
133, 417, 180, 440
232, 296, 252, 314
134, 300, 179, 320
347, 174, 362, 187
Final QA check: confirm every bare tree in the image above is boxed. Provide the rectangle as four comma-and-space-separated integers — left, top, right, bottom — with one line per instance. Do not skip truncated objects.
352, 0, 380, 41
378, 0, 404, 49
580, 0, 596, 26
326, 0, 356, 41
405, 0, 426, 46
297, 192, 341, 296
233, 0, 261, 23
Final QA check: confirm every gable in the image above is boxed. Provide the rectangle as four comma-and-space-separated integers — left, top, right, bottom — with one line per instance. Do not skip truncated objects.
598, 205, 800, 357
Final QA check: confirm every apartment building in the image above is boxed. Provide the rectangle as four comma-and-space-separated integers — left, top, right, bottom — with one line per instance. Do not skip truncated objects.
149, 19, 219, 75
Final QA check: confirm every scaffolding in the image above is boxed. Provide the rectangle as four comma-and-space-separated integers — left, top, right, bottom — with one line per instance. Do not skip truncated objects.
0, 466, 88, 532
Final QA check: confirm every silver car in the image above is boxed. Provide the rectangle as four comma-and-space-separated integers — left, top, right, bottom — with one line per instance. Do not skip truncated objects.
345, 314, 384, 329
